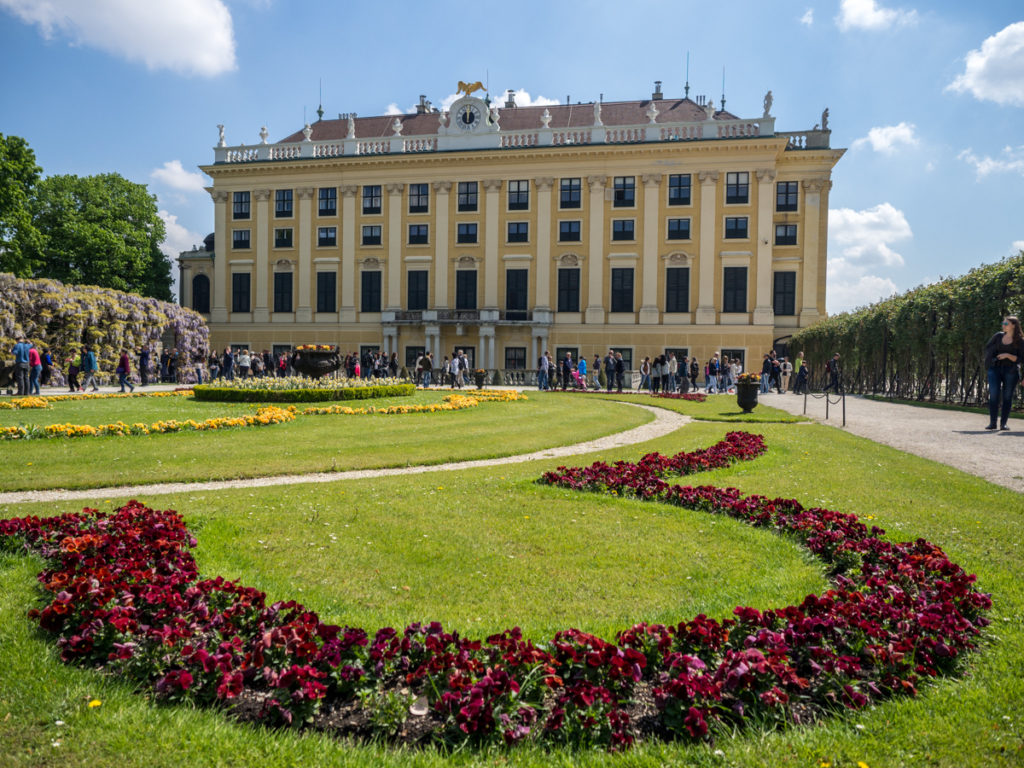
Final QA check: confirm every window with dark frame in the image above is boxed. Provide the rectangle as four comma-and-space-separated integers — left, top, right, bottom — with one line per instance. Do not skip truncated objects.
232, 229, 250, 249
231, 272, 250, 313
408, 183, 429, 213
318, 187, 337, 216
405, 346, 425, 368
726, 172, 749, 204
773, 271, 796, 316
722, 266, 748, 313
725, 217, 748, 239
612, 219, 635, 241
665, 267, 690, 312
456, 270, 477, 310
560, 177, 581, 209
505, 268, 528, 313
507, 222, 528, 243
504, 347, 526, 370
275, 189, 293, 218
611, 267, 634, 313
775, 224, 798, 246
191, 274, 210, 314
457, 181, 478, 212
232, 191, 250, 219
776, 181, 799, 212
408, 224, 428, 245
668, 174, 691, 205
316, 271, 336, 313
613, 176, 635, 207
456, 223, 477, 244
273, 272, 293, 313
559, 220, 581, 242
361, 225, 381, 246
318, 227, 337, 247
274, 228, 293, 248
667, 218, 691, 240
407, 270, 428, 311
557, 268, 580, 312
360, 271, 381, 312
508, 180, 529, 210
362, 185, 382, 214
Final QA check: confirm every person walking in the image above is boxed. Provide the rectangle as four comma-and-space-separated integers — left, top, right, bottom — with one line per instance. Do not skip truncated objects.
421, 352, 433, 388
80, 346, 99, 392
27, 343, 42, 395
780, 357, 793, 393
794, 360, 809, 394
117, 349, 135, 393
577, 354, 587, 390
614, 352, 625, 392
537, 350, 550, 391
984, 315, 1024, 431
40, 348, 52, 388
67, 350, 81, 392
11, 337, 31, 396
706, 354, 720, 394
639, 356, 651, 391
793, 351, 804, 387
667, 353, 678, 393
604, 350, 616, 392
138, 347, 151, 386
222, 347, 235, 381
561, 351, 574, 391
822, 353, 842, 394
760, 354, 772, 394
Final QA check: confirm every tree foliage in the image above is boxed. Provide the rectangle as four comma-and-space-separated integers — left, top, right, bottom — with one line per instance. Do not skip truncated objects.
0, 134, 44, 276
790, 252, 1024, 405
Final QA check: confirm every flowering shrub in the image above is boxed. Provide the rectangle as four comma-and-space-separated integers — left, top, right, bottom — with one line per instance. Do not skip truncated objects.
193, 378, 413, 403
299, 390, 525, 416
0, 434, 990, 751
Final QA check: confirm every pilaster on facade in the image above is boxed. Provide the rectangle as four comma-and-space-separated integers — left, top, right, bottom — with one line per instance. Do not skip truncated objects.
209, 188, 229, 323
799, 178, 825, 324
432, 180, 451, 309
294, 187, 315, 322
585, 175, 607, 325
752, 169, 776, 327
340, 185, 358, 323
385, 183, 404, 312
639, 173, 662, 325
252, 188, 271, 323
478, 324, 496, 368
482, 179, 501, 310
534, 177, 554, 312
695, 171, 720, 325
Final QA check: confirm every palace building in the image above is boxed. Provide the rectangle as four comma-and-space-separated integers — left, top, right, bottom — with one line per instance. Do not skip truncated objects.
178, 81, 843, 371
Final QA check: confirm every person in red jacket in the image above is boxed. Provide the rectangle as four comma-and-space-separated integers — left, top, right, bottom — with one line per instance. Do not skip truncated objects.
117, 349, 135, 393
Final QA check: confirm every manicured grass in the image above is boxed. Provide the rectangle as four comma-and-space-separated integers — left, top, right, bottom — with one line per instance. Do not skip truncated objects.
2, 414, 1023, 766
549, 389, 807, 422
0, 393, 649, 492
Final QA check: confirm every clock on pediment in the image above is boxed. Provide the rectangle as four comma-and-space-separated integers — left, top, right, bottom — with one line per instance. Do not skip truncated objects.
450, 96, 489, 132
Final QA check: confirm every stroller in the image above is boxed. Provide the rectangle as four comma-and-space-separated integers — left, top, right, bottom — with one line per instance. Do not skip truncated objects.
570, 368, 586, 390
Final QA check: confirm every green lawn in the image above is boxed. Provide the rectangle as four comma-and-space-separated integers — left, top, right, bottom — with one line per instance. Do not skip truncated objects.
547, 390, 807, 423
1, 410, 1023, 766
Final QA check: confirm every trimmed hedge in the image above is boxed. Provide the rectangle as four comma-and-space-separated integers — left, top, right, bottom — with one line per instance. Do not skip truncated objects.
191, 382, 415, 403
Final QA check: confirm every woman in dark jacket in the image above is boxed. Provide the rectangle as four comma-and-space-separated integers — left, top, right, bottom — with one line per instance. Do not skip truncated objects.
984, 315, 1024, 430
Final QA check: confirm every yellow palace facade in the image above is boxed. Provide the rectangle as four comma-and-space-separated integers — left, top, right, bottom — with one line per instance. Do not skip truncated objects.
179, 82, 844, 371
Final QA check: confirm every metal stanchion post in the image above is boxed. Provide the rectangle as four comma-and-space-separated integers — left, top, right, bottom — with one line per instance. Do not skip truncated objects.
826, 393, 830, 421
803, 390, 808, 415
842, 392, 846, 426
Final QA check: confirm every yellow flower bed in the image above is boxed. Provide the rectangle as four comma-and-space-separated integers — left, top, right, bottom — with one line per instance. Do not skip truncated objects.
301, 393, 483, 416
35, 390, 194, 403
460, 389, 528, 402
1, 405, 293, 440
0, 397, 50, 409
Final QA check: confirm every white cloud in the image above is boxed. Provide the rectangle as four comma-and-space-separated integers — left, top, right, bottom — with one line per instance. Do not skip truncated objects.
850, 122, 919, 154
836, 0, 917, 32
496, 88, 560, 108
827, 261, 899, 313
158, 209, 203, 258
384, 102, 412, 116
800, 8, 813, 26
1013, 240, 1024, 253
958, 145, 1024, 179
151, 160, 208, 194
947, 22, 1024, 106
827, 203, 911, 312
0, 0, 236, 77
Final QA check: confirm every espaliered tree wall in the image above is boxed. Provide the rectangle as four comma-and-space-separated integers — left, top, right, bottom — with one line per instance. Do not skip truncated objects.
0, 272, 209, 383
789, 252, 1024, 405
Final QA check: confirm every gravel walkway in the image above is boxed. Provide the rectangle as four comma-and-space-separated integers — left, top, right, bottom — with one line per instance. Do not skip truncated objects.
759, 391, 1024, 493
0, 402, 689, 505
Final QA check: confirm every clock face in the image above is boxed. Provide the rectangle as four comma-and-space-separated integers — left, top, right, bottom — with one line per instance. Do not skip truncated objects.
456, 103, 482, 130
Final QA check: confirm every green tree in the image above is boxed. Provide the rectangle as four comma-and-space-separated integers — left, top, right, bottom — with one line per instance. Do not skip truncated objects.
30, 173, 172, 298
0, 134, 44, 276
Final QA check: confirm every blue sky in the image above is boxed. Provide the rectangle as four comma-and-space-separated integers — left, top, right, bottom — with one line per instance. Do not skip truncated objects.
1, 0, 1022, 311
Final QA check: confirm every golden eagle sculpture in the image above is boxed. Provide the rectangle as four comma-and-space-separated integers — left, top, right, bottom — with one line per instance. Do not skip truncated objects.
457, 80, 485, 97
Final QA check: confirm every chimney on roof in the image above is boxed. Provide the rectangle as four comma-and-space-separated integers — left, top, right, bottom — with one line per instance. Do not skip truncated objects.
504, 89, 517, 108
416, 95, 432, 114
652, 80, 663, 100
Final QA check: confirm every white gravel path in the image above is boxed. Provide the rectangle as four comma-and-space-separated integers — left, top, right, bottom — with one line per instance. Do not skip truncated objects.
759, 391, 1024, 493
0, 402, 689, 505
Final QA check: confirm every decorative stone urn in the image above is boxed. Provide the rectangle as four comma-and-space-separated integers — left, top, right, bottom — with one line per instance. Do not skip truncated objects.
736, 381, 759, 413
472, 369, 487, 389
291, 345, 341, 379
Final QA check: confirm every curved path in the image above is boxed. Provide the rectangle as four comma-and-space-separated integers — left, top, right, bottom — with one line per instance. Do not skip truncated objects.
0, 402, 689, 505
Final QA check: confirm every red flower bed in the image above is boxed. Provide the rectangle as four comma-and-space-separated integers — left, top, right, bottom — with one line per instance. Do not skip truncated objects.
0, 433, 990, 752
546, 390, 707, 403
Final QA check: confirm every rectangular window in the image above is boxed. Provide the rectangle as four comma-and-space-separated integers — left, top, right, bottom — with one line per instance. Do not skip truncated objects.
274, 228, 292, 248
405, 346, 425, 368
612, 219, 635, 241
726, 172, 749, 204
318, 187, 337, 216
613, 176, 636, 208
557, 268, 580, 312
508, 180, 529, 210
231, 272, 250, 313
560, 177, 581, 209
775, 224, 798, 246
504, 347, 526, 370
407, 270, 428, 311
362, 185, 381, 215
361, 225, 381, 246
273, 272, 293, 313
507, 222, 529, 243
776, 181, 799, 212
668, 174, 691, 206
505, 268, 528, 312
723, 266, 748, 313
457, 223, 477, 244
665, 267, 690, 312
232, 191, 250, 220
611, 267, 634, 312
408, 224, 428, 245
456, 270, 477, 310
275, 189, 293, 218
318, 227, 337, 247
361, 271, 381, 312
457, 181, 478, 212
667, 218, 691, 240
724, 216, 748, 239
559, 220, 581, 242
232, 229, 250, 249
721, 348, 746, 369
316, 271, 337, 313
773, 271, 796, 316
408, 183, 429, 214
618, 349, 634, 370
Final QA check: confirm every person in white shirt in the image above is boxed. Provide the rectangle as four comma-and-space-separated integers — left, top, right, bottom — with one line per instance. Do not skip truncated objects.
668, 354, 678, 392
780, 357, 793, 393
